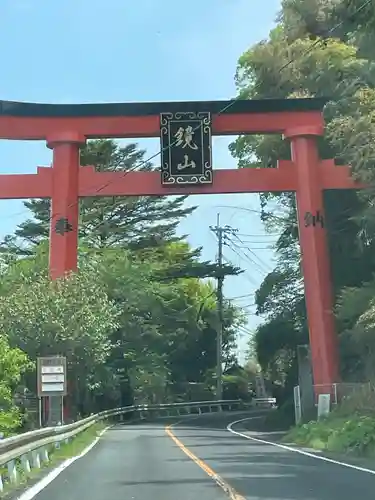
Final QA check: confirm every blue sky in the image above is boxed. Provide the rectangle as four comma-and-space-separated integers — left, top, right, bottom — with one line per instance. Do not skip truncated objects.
0, 0, 281, 362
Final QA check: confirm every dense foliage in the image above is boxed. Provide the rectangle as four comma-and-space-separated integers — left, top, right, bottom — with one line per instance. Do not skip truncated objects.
285, 384, 375, 454
284, 413, 375, 455
230, 0, 375, 399
0, 139, 249, 431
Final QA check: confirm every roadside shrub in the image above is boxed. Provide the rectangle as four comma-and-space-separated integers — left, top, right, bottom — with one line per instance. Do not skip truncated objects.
284, 414, 375, 455
0, 408, 22, 437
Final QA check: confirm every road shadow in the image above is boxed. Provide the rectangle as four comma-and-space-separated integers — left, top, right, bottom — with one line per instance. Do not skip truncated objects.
172, 446, 375, 500
167, 415, 375, 500
116, 477, 217, 486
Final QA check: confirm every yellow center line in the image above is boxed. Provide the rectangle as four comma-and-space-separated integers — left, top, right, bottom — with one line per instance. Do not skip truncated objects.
165, 423, 246, 500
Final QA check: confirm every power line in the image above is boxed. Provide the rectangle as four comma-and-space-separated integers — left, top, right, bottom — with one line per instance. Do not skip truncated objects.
236, 233, 279, 238
240, 303, 257, 309
227, 292, 255, 300
232, 234, 273, 273
226, 237, 271, 276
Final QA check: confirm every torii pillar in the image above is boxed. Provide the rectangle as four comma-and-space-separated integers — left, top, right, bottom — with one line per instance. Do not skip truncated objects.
286, 125, 339, 389
47, 133, 85, 280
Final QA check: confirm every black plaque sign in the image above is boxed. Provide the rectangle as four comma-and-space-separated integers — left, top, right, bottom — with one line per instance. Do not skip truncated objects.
160, 111, 212, 186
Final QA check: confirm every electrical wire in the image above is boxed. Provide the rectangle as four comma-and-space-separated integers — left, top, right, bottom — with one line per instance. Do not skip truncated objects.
239, 303, 257, 309
232, 233, 273, 272
223, 247, 262, 289
227, 292, 255, 300
227, 243, 266, 277
215, 206, 291, 224
236, 233, 279, 238
217, 201, 367, 241
226, 236, 272, 276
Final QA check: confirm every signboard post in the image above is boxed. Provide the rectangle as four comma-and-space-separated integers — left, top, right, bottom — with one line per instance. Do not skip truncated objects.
37, 356, 67, 426
293, 385, 302, 425
160, 111, 212, 186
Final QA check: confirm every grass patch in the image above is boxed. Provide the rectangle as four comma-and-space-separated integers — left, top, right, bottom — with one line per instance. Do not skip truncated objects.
52, 422, 106, 461
283, 414, 375, 456
0, 421, 107, 498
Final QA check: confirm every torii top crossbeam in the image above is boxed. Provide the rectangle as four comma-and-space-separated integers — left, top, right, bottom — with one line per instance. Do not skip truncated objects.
0, 97, 357, 198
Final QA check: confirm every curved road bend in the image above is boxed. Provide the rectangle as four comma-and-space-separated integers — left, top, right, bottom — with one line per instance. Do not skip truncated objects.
23, 412, 375, 500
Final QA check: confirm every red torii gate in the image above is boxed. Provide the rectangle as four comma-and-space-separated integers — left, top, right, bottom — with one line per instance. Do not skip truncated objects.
0, 98, 362, 390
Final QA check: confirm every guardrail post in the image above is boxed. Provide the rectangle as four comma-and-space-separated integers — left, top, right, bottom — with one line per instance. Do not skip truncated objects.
0, 474, 3, 492
31, 450, 41, 469
41, 447, 49, 463
21, 454, 31, 475
7, 460, 17, 484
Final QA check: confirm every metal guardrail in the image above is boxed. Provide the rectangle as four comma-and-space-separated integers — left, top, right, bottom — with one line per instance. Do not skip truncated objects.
252, 397, 277, 408
0, 397, 275, 491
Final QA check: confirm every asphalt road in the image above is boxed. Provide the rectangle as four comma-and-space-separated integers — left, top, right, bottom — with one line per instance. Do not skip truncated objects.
24, 411, 375, 500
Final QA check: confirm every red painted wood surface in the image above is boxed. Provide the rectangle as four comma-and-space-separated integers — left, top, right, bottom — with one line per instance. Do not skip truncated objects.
48, 140, 82, 280
0, 161, 361, 199
292, 136, 340, 387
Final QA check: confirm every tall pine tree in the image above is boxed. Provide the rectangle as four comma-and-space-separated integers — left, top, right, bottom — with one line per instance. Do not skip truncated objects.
2, 140, 195, 254
1, 139, 240, 279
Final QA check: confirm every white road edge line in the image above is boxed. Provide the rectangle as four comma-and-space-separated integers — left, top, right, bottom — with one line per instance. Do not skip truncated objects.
16, 425, 111, 500
227, 416, 375, 475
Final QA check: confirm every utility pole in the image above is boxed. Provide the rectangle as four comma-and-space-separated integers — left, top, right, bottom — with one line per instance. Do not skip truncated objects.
210, 214, 236, 401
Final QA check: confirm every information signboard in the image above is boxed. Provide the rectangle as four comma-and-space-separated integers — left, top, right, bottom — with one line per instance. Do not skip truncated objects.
37, 356, 67, 398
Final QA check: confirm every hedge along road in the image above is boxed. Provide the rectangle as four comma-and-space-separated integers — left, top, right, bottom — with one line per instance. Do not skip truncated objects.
17, 411, 375, 500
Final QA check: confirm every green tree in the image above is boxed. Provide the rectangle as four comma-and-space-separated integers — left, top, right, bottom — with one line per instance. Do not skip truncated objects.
0, 240, 245, 411
0, 336, 32, 435
89, 246, 243, 404
230, 0, 375, 389
0, 259, 119, 415
1, 140, 196, 255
